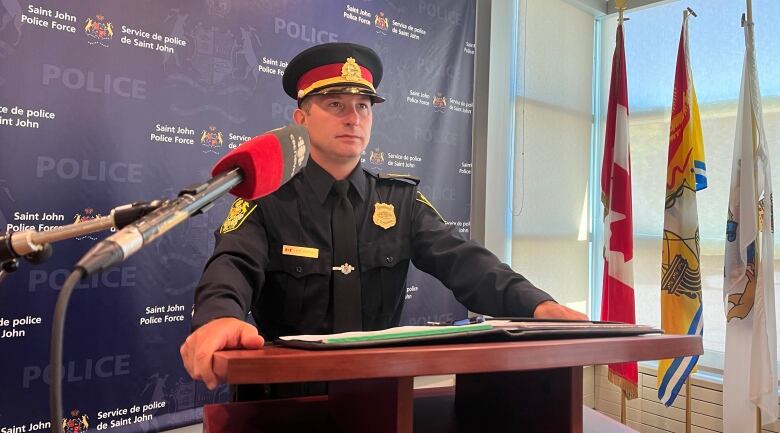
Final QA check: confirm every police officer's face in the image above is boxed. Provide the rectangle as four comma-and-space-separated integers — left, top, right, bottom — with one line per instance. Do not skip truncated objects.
295, 94, 373, 165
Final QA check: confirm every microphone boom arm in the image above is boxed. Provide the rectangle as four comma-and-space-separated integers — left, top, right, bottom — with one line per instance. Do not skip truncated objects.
134, 167, 243, 244
76, 168, 243, 276
1, 200, 168, 264
3, 216, 114, 262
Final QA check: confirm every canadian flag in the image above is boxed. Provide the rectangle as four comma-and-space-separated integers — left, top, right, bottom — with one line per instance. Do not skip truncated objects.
600, 23, 637, 400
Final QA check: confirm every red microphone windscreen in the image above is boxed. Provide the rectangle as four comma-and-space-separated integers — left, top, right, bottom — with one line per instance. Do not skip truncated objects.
211, 124, 309, 200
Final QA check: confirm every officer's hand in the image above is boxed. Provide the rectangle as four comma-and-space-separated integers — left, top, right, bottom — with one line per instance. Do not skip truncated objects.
180, 317, 264, 390
533, 300, 589, 321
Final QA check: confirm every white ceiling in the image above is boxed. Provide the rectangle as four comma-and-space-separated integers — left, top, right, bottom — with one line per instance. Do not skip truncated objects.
563, 0, 675, 16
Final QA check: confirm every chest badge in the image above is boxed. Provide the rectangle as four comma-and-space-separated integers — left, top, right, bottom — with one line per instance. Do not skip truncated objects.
373, 202, 396, 229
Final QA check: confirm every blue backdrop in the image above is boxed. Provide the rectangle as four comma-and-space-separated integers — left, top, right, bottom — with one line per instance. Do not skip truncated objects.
0, 0, 475, 430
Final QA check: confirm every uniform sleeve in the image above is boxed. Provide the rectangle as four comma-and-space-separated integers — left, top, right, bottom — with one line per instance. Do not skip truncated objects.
409, 195, 554, 317
191, 202, 269, 329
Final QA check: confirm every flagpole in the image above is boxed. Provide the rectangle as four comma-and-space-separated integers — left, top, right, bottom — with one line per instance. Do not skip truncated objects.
744, 1, 764, 432
615, 0, 629, 422
680, 9, 696, 433
685, 376, 692, 433
621, 394, 627, 424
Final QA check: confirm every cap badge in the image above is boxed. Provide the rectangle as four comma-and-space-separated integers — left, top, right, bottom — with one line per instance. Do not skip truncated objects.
373, 202, 396, 229
341, 57, 362, 82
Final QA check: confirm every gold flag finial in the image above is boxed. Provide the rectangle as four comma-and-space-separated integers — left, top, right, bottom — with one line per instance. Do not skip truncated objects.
615, 0, 628, 24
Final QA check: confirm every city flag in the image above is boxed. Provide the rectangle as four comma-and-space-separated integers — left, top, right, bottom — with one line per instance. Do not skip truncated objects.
600, 23, 637, 400
722, 16, 778, 433
657, 14, 706, 407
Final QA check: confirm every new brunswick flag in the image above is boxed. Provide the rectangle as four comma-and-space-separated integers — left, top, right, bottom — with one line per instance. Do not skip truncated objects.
657, 14, 706, 407
600, 23, 637, 400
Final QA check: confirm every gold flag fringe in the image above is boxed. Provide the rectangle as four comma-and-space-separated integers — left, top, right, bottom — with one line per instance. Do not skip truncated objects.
608, 370, 638, 400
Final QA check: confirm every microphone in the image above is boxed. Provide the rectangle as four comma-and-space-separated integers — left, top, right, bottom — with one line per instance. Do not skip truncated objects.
212, 123, 308, 199
0, 200, 164, 264
74, 124, 309, 276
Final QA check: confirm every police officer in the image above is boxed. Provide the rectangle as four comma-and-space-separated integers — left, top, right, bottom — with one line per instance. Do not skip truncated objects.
180, 42, 587, 390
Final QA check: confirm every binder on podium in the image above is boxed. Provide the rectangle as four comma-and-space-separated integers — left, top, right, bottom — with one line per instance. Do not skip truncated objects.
277, 318, 662, 349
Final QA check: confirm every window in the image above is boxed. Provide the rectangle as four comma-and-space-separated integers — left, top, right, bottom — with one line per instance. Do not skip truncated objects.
510, 0, 595, 314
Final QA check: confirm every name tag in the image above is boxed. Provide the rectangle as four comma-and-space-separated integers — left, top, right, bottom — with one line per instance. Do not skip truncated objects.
282, 245, 319, 258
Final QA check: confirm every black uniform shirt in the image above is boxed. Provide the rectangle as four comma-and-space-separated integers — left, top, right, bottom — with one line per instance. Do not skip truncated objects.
192, 159, 554, 340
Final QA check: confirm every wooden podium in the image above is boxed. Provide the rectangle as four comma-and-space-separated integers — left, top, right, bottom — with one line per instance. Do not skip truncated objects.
204, 335, 701, 433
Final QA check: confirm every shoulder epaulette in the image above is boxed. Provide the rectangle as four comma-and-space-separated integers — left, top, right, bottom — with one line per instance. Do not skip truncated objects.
374, 172, 420, 185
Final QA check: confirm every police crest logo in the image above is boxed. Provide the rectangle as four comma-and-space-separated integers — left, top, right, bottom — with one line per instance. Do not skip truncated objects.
73, 208, 98, 224
73, 208, 103, 240
220, 198, 256, 234
373, 202, 396, 229
84, 14, 113, 47
200, 125, 224, 154
433, 92, 447, 113
374, 12, 389, 33
369, 148, 384, 165
62, 408, 89, 432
